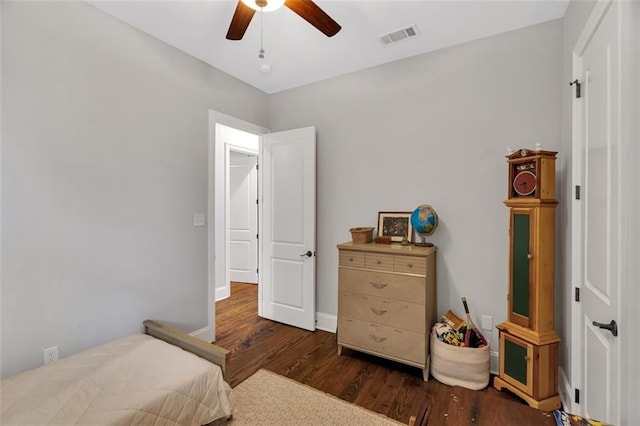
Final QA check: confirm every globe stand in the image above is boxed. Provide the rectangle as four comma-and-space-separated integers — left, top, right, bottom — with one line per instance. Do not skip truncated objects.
414, 235, 433, 247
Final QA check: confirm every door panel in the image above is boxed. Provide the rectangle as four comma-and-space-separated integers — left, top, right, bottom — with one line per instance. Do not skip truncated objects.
576, 2, 620, 423
260, 127, 316, 331
229, 153, 258, 284
584, 320, 611, 420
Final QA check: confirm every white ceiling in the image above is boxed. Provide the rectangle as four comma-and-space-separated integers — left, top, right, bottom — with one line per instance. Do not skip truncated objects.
89, 0, 569, 94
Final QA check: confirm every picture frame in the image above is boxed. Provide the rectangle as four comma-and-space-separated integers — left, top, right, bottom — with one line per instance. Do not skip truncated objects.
377, 212, 413, 242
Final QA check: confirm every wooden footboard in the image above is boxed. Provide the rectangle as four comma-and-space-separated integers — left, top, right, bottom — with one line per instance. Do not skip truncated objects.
143, 320, 230, 380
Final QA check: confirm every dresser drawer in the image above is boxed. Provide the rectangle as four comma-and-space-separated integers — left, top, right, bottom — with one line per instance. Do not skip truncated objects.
339, 268, 425, 304
338, 318, 425, 365
393, 255, 427, 275
364, 253, 393, 271
339, 251, 365, 268
339, 292, 425, 332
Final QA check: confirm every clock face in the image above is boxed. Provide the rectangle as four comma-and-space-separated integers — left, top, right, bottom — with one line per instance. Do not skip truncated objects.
513, 171, 537, 196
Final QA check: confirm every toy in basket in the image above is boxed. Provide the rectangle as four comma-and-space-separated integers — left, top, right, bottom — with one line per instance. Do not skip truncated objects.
430, 297, 489, 390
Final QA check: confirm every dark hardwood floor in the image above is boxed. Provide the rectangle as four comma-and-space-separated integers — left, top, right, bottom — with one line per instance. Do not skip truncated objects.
215, 282, 557, 426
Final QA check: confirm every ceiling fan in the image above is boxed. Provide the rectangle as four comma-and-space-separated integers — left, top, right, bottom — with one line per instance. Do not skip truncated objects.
226, 0, 341, 41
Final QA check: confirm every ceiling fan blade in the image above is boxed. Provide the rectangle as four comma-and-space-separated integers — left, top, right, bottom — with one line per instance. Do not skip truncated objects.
284, 0, 341, 37
226, 1, 256, 40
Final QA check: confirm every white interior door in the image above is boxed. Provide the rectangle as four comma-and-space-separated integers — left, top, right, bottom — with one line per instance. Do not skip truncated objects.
574, 1, 621, 423
260, 126, 316, 331
229, 152, 258, 284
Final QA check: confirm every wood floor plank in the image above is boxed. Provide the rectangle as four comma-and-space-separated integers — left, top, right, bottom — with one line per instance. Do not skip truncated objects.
215, 282, 556, 425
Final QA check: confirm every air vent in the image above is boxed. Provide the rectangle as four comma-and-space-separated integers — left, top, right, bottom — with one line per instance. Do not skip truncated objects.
380, 24, 420, 45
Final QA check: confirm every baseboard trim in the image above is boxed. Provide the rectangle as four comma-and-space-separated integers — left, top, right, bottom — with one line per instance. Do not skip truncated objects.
316, 312, 336, 333
490, 350, 499, 375
189, 325, 213, 342
215, 287, 230, 302
558, 367, 573, 411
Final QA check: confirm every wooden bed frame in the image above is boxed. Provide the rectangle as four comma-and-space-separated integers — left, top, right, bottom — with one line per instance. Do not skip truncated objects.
143, 320, 230, 380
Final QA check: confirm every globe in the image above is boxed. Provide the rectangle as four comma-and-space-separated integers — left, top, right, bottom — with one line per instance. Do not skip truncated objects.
411, 204, 438, 247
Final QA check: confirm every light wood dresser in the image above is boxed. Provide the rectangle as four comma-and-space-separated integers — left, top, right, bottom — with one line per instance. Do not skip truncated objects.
337, 242, 437, 381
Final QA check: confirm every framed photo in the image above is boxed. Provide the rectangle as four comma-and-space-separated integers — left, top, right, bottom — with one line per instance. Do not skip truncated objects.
377, 212, 413, 242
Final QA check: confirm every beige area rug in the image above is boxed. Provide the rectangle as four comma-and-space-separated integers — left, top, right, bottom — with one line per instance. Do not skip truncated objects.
228, 369, 404, 426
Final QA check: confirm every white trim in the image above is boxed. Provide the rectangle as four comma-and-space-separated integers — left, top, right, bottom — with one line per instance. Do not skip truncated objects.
559, 367, 575, 413
569, 47, 583, 414
619, 2, 640, 422
208, 111, 268, 342
215, 287, 230, 302
315, 312, 337, 333
189, 326, 212, 342
228, 145, 258, 156
489, 351, 499, 376
574, 1, 614, 58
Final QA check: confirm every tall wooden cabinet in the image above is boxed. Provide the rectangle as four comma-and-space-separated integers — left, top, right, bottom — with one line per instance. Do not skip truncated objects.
337, 242, 437, 381
494, 149, 561, 410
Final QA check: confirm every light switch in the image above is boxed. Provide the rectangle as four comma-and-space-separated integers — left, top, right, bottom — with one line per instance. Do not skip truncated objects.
193, 213, 206, 227
481, 315, 493, 331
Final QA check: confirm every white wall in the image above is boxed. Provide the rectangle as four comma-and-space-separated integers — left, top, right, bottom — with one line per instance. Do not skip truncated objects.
269, 19, 563, 360
0, 1, 268, 378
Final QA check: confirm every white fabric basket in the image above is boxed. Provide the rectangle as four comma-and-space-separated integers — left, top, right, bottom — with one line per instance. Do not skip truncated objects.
430, 332, 490, 390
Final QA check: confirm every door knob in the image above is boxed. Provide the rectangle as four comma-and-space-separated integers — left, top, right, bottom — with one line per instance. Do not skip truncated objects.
300, 250, 313, 258
592, 320, 618, 337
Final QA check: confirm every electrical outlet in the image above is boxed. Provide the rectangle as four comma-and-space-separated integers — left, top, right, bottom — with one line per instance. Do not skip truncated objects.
43, 346, 58, 365
481, 315, 493, 331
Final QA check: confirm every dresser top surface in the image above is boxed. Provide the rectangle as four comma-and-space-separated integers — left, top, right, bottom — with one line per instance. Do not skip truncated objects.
337, 241, 437, 256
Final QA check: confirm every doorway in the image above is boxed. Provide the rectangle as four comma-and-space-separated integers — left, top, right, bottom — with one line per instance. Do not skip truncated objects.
208, 111, 318, 341
208, 111, 269, 342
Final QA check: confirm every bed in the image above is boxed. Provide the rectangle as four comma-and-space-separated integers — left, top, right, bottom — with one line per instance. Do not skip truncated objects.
0, 320, 234, 425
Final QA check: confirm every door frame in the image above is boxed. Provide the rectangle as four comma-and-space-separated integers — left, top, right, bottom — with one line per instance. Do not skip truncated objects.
208, 110, 269, 340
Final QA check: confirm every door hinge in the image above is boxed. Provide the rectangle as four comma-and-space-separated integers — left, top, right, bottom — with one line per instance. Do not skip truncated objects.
256, 268, 259, 273
575, 388, 580, 403
575, 185, 581, 200
256, 233, 259, 239
256, 164, 259, 170
570, 79, 582, 98
256, 199, 259, 205
575, 287, 580, 302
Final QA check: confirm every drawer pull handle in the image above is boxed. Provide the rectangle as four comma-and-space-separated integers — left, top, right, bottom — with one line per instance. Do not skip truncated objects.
407, 263, 413, 268
377, 260, 382, 265
369, 282, 388, 289
370, 308, 387, 316
349, 257, 353, 261
369, 335, 387, 343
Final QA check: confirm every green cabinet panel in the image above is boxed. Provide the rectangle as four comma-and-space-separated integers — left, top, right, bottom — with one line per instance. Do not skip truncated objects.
512, 213, 530, 318
504, 338, 528, 386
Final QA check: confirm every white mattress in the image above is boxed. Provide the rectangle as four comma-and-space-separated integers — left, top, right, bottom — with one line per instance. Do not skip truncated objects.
0, 334, 234, 425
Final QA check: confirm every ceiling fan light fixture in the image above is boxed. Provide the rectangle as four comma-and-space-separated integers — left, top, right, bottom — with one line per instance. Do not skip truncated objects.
240, 0, 285, 12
